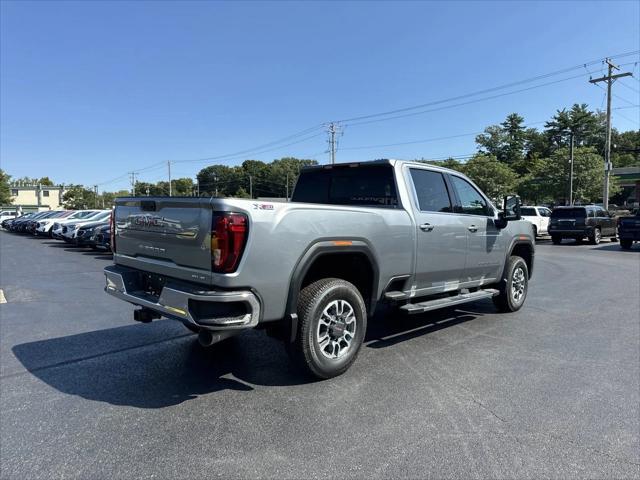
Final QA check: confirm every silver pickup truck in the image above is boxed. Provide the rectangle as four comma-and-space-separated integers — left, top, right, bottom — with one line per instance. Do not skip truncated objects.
104, 159, 534, 378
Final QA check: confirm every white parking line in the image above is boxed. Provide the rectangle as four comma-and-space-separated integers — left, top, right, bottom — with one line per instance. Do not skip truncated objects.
0, 289, 6, 304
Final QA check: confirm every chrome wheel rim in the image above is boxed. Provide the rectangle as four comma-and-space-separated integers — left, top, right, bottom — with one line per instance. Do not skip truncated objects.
316, 299, 356, 359
595, 229, 601, 243
511, 266, 526, 304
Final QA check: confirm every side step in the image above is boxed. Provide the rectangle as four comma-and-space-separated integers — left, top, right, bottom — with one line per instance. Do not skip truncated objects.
400, 289, 499, 314
384, 290, 409, 301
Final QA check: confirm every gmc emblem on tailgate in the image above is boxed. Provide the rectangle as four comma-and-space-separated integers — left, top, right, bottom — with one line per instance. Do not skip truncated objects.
132, 214, 163, 227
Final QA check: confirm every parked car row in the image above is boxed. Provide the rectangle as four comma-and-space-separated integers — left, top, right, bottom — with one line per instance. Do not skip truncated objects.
520, 204, 637, 250
1, 209, 112, 251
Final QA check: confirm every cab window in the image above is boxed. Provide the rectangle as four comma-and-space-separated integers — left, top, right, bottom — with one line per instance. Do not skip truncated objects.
409, 169, 452, 213
450, 176, 492, 216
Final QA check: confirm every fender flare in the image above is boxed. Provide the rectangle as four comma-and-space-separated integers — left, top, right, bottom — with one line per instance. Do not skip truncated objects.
502, 238, 535, 280
284, 239, 380, 342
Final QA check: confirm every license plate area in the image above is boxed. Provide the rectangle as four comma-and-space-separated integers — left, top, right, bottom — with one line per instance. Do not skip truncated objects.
140, 273, 168, 299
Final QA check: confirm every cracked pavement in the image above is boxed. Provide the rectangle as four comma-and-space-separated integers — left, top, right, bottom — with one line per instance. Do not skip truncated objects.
1, 231, 639, 478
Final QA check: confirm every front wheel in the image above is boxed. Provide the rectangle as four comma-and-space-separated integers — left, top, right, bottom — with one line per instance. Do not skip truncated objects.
620, 239, 633, 250
493, 256, 529, 313
551, 235, 562, 245
287, 278, 367, 379
589, 227, 601, 245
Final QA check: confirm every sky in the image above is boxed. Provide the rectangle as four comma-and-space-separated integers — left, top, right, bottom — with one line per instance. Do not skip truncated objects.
1, 0, 639, 192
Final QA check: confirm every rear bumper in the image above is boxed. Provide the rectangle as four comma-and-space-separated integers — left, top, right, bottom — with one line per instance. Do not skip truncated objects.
618, 230, 640, 240
104, 264, 260, 331
548, 226, 590, 237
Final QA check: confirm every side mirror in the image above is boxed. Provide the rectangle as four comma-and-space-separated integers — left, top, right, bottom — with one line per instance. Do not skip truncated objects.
495, 195, 521, 229
503, 195, 521, 221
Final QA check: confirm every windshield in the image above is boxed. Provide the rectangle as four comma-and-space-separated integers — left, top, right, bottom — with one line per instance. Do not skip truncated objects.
552, 208, 586, 219
69, 210, 98, 219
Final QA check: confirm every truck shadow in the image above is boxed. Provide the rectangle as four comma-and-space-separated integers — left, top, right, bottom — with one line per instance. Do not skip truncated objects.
12, 305, 488, 409
365, 302, 490, 348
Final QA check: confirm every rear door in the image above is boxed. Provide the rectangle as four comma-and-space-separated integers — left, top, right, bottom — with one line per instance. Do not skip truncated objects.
114, 197, 214, 283
448, 174, 506, 283
407, 167, 467, 294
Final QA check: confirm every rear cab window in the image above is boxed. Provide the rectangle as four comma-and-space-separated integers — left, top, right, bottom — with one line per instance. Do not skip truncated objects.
292, 164, 399, 208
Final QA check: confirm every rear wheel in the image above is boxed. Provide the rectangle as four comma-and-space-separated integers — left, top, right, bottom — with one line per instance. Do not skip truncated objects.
287, 278, 367, 379
620, 239, 633, 250
551, 235, 562, 245
493, 256, 529, 313
532, 225, 537, 238
589, 227, 601, 245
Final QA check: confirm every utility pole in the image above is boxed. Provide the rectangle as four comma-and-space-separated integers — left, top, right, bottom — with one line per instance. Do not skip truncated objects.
249, 175, 253, 199
286, 172, 289, 200
196, 178, 200, 197
327, 122, 341, 164
214, 175, 218, 197
94, 185, 98, 208
568, 133, 574, 206
167, 161, 172, 197
129, 172, 137, 196
589, 58, 632, 210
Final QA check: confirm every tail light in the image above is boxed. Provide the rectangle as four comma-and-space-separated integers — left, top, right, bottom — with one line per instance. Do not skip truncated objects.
211, 212, 248, 273
110, 210, 116, 252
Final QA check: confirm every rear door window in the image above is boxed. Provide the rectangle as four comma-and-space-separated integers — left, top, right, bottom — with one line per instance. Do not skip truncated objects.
409, 169, 452, 213
520, 207, 537, 216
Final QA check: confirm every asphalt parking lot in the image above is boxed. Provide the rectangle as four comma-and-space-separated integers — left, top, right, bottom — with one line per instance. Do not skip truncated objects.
1, 231, 639, 479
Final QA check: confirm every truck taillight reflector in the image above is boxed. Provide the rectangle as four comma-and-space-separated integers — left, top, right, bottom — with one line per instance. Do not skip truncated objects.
211, 212, 248, 273
110, 210, 116, 252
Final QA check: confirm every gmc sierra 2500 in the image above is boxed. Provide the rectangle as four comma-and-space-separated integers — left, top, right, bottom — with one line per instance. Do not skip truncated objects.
104, 159, 534, 378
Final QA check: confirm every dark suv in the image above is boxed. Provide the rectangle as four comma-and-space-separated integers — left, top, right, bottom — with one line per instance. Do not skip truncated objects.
618, 210, 640, 250
549, 205, 617, 245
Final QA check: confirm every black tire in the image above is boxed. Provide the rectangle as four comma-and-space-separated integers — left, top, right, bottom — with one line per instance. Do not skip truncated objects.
532, 225, 537, 238
287, 278, 367, 379
620, 239, 633, 250
589, 227, 601, 245
551, 235, 562, 245
493, 256, 529, 313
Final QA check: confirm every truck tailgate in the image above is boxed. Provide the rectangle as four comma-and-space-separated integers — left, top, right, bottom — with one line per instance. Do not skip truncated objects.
113, 197, 213, 284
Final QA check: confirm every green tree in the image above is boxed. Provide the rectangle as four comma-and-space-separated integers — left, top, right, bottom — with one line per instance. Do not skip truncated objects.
0, 170, 13, 205
476, 113, 527, 167
545, 104, 605, 149
423, 157, 464, 172
611, 129, 640, 168
38, 177, 55, 186
62, 185, 97, 209
460, 154, 520, 201
530, 147, 619, 204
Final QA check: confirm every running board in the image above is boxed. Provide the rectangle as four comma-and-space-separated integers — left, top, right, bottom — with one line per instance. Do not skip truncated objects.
400, 289, 499, 314
384, 290, 408, 301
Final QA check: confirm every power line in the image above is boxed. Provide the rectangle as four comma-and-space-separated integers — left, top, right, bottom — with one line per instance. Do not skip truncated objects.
345, 72, 591, 128
336, 50, 639, 125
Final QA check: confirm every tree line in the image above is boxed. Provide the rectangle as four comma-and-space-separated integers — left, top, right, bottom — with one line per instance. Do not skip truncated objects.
1, 103, 638, 208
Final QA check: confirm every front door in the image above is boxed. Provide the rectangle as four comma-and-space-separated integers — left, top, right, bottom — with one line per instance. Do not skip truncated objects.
448, 175, 507, 284
407, 167, 468, 295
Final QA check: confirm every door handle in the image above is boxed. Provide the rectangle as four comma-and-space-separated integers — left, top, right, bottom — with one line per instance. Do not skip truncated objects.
468, 225, 478, 233
419, 223, 434, 232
